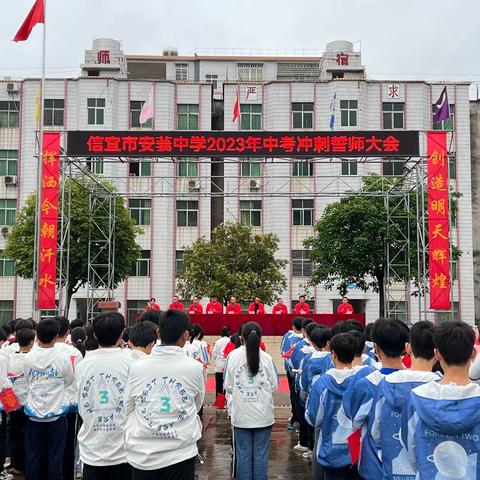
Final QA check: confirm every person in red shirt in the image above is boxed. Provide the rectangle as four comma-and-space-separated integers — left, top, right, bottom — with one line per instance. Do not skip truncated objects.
168, 295, 185, 310
272, 297, 288, 315
294, 295, 311, 315
336, 296, 354, 315
226, 296, 242, 315
248, 297, 265, 315
187, 296, 203, 315
206, 296, 223, 314
145, 297, 160, 311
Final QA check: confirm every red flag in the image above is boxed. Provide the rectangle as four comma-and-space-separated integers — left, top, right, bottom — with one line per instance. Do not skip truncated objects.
13, 0, 44, 42
347, 428, 361, 464
232, 87, 240, 123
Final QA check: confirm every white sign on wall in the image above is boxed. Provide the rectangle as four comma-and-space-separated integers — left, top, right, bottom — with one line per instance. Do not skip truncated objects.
245, 85, 258, 101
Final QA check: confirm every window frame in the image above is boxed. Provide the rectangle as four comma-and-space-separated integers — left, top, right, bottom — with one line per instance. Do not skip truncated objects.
127, 300, 148, 325
130, 100, 153, 128
239, 200, 262, 227
341, 158, 358, 176
0, 300, 14, 323
43, 99, 65, 127
241, 158, 261, 177
292, 102, 314, 130
240, 104, 262, 130
292, 159, 314, 177
0, 101, 19, 128
177, 159, 199, 177
176, 250, 184, 276
432, 104, 455, 131
205, 74, 218, 90
177, 104, 199, 130
0, 150, 18, 176
383, 158, 405, 176
237, 63, 263, 81
175, 63, 189, 81
292, 199, 314, 226
382, 102, 404, 130
130, 250, 150, 277
176, 200, 199, 227
340, 100, 358, 127
291, 250, 313, 277
0, 199, 16, 226
87, 98, 105, 126
0, 250, 15, 277
129, 199, 151, 226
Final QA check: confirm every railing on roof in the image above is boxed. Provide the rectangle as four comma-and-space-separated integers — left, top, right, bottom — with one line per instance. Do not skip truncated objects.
192, 47, 324, 57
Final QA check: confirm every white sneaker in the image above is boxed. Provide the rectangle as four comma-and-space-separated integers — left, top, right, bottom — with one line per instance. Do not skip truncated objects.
302, 450, 313, 459
293, 443, 309, 452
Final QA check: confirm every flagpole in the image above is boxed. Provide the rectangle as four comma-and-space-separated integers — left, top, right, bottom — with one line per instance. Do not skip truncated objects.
33, 0, 46, 321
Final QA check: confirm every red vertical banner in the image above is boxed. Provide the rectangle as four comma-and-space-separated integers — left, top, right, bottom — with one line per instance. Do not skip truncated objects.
427, 132, 451, 310
37, 132, 61, 309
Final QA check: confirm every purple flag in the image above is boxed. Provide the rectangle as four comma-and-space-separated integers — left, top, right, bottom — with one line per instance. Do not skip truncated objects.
433, 87, 450, 123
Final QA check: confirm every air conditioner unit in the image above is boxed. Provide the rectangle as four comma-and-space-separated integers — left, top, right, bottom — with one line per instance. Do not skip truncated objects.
188, 179, 200, 192
249, 179, 261, 191
4, 176, 17, 186
6, 82, 19, 94
1, 227, 9, 237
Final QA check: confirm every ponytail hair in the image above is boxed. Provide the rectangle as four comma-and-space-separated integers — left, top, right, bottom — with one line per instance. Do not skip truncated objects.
242, 322, 262, 377
190, 324, 202, 343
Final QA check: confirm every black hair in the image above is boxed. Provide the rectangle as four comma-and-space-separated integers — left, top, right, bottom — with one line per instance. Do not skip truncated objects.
8, 320, 16, 333
138, 309, 161, 326
150, 297, 156, 302
330, 333, 356, 364
92, 312, 125, 347
433, 321, 475, 366
409, 321, 435, 360
292, 317, 303, 331
189, 324, 204, 343
2, 325, 12, 336
299, 295, 306, 299
305, 322, 319, 338
14, 319, 35, 331
348, 330, 366, 357
159, 309, 191, 345
230, 333, 242, 349
122, 326, 131, 343
36, 319, 60, 344
16, 328, 35, 347
220, 326, 231, 337
372, 318, 410, 358
0, 328, 8, 343
344, 320, 364, 333
129, 321, 158, 348
70, 319, 84, 330
364, 323, 374, 342
71, 327, 87, 357
84, 324, 99, 351
310, 327, 332, 349
55, 316, 70, 337
302, 318, 314, 330
242, 322, 262, 376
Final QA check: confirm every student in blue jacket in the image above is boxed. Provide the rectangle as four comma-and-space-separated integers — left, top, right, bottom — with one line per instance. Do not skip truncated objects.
401, 321, 480, 480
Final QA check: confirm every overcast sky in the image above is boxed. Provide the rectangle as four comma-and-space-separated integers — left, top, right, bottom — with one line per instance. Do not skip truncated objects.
2, 0, 480, 95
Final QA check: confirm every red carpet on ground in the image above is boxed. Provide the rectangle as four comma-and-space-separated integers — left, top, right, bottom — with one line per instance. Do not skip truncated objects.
206, 375, 289, 393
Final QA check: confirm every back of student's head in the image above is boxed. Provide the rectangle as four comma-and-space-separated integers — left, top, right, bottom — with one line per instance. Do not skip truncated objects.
330, 333, 356, 364
230, 333, 242, 349
55, 316, 70, 337
242, 322, 262, 377
0, 328, 8, 343
159, 309, 191, 345
220, 326, 231, 337
372, 318, 409, 357
71, 326, 87, 357
433, 321, 475, 366
344, 320, 364, 334
409, 321, 435, 360
189, 324, 203, 343
84, 324, 99, 351
2, 324, 12, 336
37, 318, 60, 344
348, 330, 366, 357
364, 323, 374, 342
70, 319, 84, 330
14, 318, 35, 331
305, 322, 320, 339
310, 327, 332, 350
293, 317, 303, 331
302, 318, 314, 330
92, 312, 125, 347
16, 328, 35, 347
138, 309, 161, 326
129, 321, 158, 348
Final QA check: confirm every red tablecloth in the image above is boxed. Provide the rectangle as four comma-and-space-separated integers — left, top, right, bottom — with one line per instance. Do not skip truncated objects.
185, 313, 365, 336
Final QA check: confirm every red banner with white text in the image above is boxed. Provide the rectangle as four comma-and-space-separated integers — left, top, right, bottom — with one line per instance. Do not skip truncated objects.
37, 132, 60, 309
427, 132, 451, 310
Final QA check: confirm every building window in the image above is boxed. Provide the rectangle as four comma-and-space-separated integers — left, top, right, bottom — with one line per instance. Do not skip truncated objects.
129, 161, 151, 177
436, 302, 459, 324
44, 99, 64, 127
0, 199, 16, 226
127, 300, 148, 325
129, 199, 151, 225
175, 63, 189, 81
240, 104, 262, 130
0, 102, 19, 128
86, 158, 104, 175
388, 301, 407, 322
205, 74, 218, 90
237, 63, 263, 81
87, 98, 105, 125
341, 158, 358, 176
383, 102, 404, 129
292, 160, 313, 177
178, 159, 198, 177
240, 200, 262, 227
0, 301, 14, 324
130, 250, 150, 277
176, 250, 184, 276
449, 155, 456, 180
432, 104, 454, 131
241, 158, 261, 177
177, 104, 199, 130
130, 100, 153, 128
340, 100, 358, 127
291, 250, 313, 277
177, 201, 198, 227
0, 251, 15, 277
0, 150, 18, 176
292, 102, 313, 129
451, 260, 458, 282
383, 158, 405, 176
292, 199, 314, 226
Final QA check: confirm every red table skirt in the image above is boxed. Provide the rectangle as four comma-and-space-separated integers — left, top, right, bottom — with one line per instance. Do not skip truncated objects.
185, 313, 365, 336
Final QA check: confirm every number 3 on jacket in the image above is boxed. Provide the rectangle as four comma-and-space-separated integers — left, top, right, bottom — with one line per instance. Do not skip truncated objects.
160, 396, 171, 412
99, 390, 109, 404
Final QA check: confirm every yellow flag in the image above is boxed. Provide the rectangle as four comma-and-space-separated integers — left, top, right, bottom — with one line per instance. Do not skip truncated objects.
35, 87, 40, 125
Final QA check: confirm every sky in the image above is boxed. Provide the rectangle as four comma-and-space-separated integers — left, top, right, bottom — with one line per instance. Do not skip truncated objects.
2, 0, 480, 96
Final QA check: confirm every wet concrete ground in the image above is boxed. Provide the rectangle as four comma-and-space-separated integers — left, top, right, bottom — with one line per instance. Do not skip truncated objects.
196, 392, 312, 479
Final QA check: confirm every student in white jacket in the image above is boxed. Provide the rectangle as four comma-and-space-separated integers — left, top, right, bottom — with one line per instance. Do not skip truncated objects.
213, 326, 231, 397
76, 312, 132, 480
127, 320, 158, 360
23, 318, 75, 480
224, 322, 279, 480
125, 309, 205, 480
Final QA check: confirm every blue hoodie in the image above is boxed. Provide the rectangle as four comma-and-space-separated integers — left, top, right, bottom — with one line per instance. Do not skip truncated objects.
306, 366, 366, 469
283, 334, 304, 373
401, 381, 480, 480
300, 351, 331, 395
371, 370, 440, 480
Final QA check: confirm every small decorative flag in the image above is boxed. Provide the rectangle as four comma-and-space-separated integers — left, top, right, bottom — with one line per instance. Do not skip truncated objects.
139, 86, 154, 125
329, 92, 337, 130
0, 387, 20, 413
433, 87, 450, 123
232, 87, 240, 123
13, 0, 45, 43
347, 428, 361, 464
34, 87, 41, 125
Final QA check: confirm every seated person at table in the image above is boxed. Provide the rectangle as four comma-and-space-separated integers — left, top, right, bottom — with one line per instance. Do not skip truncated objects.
272, 297, 288, 315
206, 296, 223, 314
226, 296, 242, 315
188, 297, 203, 315
337, 297, 354, 315
294, 295, 310, 315
248, 297, 265, 315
